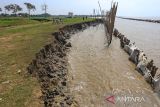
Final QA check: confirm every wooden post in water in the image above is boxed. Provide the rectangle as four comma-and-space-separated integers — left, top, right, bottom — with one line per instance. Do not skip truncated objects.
104, 2, 118, 46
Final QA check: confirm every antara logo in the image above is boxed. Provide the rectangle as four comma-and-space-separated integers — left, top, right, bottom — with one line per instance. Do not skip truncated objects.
106, 95, 145, 104
106, 95, 115, 104
116, 96, 145, 102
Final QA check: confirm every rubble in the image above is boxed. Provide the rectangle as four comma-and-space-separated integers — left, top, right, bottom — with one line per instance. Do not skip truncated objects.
113, 28, 160, 92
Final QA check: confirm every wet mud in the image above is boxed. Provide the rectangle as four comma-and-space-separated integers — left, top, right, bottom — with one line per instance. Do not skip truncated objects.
68, 25, 160, 107
27, 20, 160, 107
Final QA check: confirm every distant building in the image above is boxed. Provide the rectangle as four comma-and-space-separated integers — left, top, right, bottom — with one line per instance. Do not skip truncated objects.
68, 12, 74, 18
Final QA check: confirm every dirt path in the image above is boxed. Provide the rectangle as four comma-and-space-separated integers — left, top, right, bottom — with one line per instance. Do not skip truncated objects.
68, 25, 160, 107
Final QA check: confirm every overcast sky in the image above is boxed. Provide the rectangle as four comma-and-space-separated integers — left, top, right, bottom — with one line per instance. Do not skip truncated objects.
0, 0, 160, 17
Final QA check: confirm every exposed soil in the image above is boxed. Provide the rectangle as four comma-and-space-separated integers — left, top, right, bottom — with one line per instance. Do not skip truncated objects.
27, 19, 103, 107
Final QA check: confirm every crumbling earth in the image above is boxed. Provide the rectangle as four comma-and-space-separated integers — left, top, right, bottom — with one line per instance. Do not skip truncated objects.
27, 19, 103, 107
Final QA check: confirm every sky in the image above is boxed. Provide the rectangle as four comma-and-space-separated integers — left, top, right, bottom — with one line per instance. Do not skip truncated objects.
0, 0, 160, 17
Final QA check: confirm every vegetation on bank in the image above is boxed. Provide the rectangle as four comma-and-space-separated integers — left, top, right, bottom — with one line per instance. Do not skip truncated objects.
0, 17, 94, 107
0, 17, 93, 27
0, 17, 39, 27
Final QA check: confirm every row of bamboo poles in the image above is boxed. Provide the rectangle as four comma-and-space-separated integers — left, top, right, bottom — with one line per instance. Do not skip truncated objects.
104, 2, 118, 46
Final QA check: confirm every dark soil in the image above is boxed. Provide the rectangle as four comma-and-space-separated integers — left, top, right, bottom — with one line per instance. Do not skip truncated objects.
27, 19, 103, 107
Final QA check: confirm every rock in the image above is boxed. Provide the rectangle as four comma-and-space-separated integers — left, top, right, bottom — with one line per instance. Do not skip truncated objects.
47, 73, 55, 78
0, 98, 2, 101
129, 49, 140, 65
61, 81, 66, 86
65, 42, 72, 47
124, 45, 130, 54
152, 77, 160, 92
144, 71, 152, 83
53, 32, 66, 45
65, 96, 73, 105
113, 28, 119, 37
136, 62, 151, 75
1, 80, 10, 84
17, 69, 21, 74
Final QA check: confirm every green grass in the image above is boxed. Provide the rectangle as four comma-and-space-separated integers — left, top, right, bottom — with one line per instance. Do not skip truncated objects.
0, 17, 94, 107
0, 17, 40, 27
0, 17, 93, 28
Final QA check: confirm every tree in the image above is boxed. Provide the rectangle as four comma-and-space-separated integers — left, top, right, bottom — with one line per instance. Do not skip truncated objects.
4, 5, 10, 14
4, 4, 22, 15
24, 3, 36, 19
42, 4, 47, 18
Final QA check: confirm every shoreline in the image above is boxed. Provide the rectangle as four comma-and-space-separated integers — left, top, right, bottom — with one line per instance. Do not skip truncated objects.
118, 17, 160, 24
27, 19, 103, 106
114, 28, 160, 93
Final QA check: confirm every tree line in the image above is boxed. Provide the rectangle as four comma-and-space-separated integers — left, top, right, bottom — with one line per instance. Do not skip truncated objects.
0, 3, 48, 18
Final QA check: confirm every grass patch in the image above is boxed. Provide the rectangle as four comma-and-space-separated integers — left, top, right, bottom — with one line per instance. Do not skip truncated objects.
0, 17, 94, 107
0, 17, 40, 27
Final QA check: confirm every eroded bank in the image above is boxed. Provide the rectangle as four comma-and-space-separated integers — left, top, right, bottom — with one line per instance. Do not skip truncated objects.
27, 19, 103, 107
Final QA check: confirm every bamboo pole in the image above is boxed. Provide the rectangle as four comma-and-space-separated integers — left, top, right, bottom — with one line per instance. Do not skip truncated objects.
104, 2, 118, 46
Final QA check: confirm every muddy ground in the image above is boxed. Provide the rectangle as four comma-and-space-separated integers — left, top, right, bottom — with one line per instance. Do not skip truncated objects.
67, 24, 160, 107
27, 19, 103, 107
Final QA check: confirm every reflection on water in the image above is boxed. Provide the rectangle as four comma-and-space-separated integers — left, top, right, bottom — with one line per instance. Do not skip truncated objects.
68, 25, 160, 107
